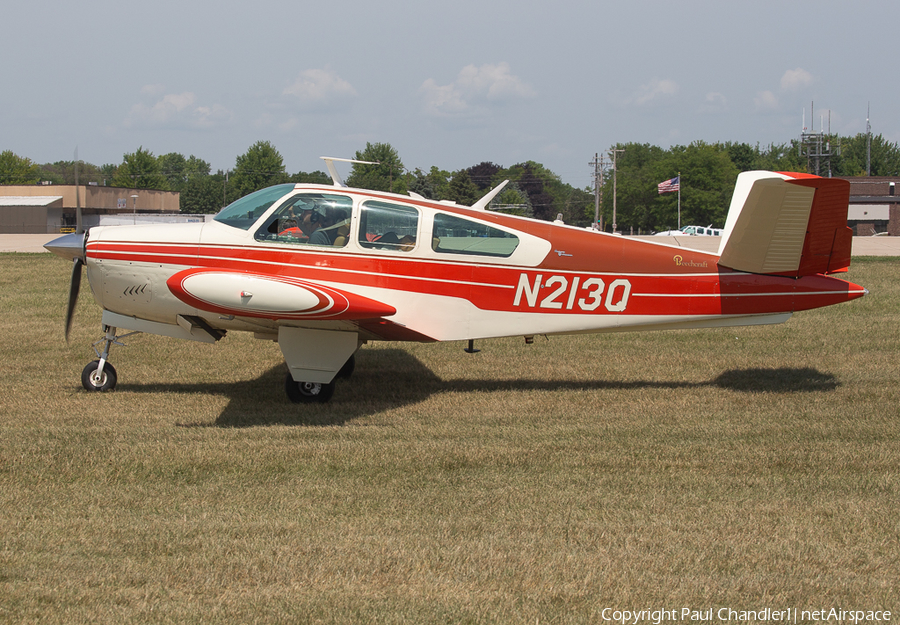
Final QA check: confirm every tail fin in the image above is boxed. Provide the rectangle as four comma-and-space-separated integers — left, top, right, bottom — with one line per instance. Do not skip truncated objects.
717, 171, 852, 277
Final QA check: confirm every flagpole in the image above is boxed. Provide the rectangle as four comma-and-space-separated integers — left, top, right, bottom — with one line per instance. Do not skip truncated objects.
677, 171, 681, 230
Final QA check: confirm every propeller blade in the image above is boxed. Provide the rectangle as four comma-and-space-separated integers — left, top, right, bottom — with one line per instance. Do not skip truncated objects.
65, 257, 83, 343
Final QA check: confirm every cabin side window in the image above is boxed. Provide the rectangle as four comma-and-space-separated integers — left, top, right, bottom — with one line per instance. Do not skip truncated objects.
432, 213, 519, 258
357, 201, 419, 252
254, 193, 353, 247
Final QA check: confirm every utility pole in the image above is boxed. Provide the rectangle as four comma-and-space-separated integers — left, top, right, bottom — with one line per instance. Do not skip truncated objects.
677, 171, 682, 230
223, 170, 229, 208
74, 147, 82, 234
866, 103, 872, 177
609, 147, 625, 234
588, 153, 606, 230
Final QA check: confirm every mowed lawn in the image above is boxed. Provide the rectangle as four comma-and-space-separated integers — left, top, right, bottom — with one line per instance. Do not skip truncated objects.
1, 253, 897, 623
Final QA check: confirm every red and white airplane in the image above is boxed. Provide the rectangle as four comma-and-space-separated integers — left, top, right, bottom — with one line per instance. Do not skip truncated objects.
46, 160, 866, 403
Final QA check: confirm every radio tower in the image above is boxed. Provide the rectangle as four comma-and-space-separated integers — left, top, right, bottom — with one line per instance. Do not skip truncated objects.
799, 101, 833, 177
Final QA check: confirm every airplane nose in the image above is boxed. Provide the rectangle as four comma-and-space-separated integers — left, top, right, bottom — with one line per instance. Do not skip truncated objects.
44, 232, 86, 262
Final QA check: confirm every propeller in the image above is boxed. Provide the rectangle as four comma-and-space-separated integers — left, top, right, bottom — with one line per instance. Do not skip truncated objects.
65, 257, 84, 342
44, 231, 87, 342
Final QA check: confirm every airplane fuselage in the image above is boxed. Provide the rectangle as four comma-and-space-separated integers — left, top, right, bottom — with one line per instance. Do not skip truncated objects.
84, 184, 863, 342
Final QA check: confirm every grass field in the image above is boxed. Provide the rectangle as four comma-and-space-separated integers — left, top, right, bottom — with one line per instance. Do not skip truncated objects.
1, 254, 897, 624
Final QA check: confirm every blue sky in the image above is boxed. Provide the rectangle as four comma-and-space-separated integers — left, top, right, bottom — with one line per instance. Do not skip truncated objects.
3, 0, 896, 187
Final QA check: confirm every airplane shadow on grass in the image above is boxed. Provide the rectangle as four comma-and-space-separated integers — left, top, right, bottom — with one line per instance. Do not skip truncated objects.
122, 349, 839, 428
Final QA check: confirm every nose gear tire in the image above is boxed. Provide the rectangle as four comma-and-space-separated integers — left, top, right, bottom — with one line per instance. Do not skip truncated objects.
81, 360, 118, 392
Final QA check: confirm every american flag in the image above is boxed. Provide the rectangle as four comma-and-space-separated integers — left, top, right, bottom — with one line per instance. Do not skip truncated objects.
658, 176, 680, 194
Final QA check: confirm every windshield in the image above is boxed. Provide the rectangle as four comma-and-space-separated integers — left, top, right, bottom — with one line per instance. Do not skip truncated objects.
213, 184, 295, 231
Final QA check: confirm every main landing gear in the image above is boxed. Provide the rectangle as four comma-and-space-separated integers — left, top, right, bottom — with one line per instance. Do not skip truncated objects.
284, 377, 335, 403
283, 353, 355, 404
80, 325, 137, 392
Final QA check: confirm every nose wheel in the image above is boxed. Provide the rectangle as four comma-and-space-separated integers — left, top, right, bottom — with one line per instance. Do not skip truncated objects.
82, 360, 117, 392
80, 325, 138, 392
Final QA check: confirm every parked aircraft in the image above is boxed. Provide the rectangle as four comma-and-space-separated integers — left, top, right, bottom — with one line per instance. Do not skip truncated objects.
656, 225, 725, 236
45, 163, 866, 403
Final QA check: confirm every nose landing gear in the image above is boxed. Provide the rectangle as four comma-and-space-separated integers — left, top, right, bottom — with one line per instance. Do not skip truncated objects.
82, 359, 117, 392
81, 325, 139, 392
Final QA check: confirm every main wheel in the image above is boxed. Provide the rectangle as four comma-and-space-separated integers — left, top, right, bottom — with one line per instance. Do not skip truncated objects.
81, 360, 117, 392
337, 354, 355, 379
285, 373, 335, 404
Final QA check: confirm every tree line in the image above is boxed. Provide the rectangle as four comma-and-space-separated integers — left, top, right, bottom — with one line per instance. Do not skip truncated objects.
607, 134, 900, 233
2, 132, 899, 232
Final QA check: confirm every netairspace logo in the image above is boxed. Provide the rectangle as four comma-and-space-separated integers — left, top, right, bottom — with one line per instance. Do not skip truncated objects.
598, 608, 892, 624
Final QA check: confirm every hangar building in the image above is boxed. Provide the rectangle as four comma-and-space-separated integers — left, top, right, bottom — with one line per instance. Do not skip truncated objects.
0, 184, 179, 233
841, 177, 900, 236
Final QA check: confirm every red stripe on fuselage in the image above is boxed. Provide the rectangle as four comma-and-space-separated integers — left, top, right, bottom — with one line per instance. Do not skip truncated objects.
86, 240, 863, 318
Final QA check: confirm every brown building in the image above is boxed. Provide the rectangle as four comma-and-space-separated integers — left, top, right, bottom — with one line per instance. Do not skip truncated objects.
839, 176, 900, 236
0, 184, 179, 233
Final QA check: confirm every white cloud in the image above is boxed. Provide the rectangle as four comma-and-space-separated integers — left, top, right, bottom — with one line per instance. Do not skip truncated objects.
750, 68, 812, 115
456, 62, 536, 102
419, 79, 468, 116
754, 90, 779, 111
419, 62, 535, 118
125, 90, 232, 129
780, 67, 813, 91
699, 92, 728, 113
140, 84, 166, 97
631, 78, 678, 106
283, 68, 357, 110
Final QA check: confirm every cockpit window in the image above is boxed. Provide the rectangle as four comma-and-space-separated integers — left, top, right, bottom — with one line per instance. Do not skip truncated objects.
432, 213, 519, 257
213, 184, 295, 231
254, 193, 353, 247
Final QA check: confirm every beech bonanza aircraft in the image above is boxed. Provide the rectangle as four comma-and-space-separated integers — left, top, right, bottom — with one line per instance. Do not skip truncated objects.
46, 160, 866, 403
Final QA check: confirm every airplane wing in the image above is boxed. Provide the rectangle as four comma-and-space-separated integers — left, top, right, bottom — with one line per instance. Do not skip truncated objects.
717, 171, 853, 277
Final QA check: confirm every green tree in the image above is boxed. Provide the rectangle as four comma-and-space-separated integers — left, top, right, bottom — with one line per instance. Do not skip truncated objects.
230, 141, 288, 199
427, 166, 451, 200
833, 133, 900, 176
158, 153, 211, 192
597, 144, 665, 232
290, 170, 331, 185
100, 163, 119, 184
500, 161, 558, 221
180, 172, 227, 214
560, 185, 594, 227
724, 142, 758, 172
446, 170, 480, 205
600, 142, 737, 233
658, 142, 739, 230
39, 160, 106, 185
465, 162, 502, 191
407, 168, 435, 199
756, 141, 804, 173
0, 150, 42, 184
494, 160, 593, 225
490, 184, 532, 217
112, 147, 169, 189
345, 142, 406, 194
